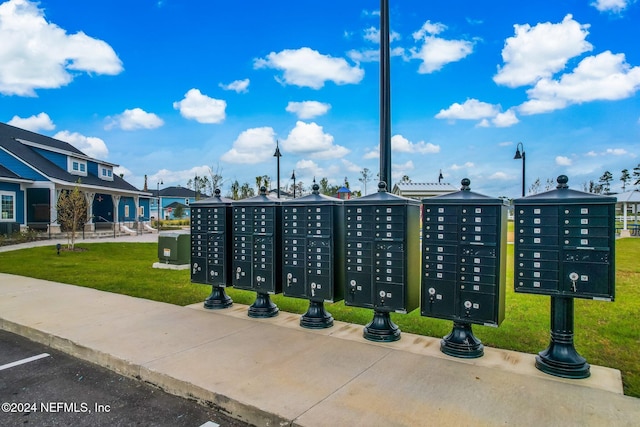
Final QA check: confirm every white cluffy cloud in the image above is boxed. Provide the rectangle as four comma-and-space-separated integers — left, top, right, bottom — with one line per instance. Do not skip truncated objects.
220, 127, 276, 164
0, 0, 123, 96
219, 78, 250, 93
494, 14, 593, 88
436, 98, 500, 120
410, 20, 474, 73
173, 89, 226, 124
105, 108, 164, 130
520, 51, 640, 115
591, 0, 631, 13
254, 47, 364, 89
286, 101, 331, 119
54, 130, 109, 160
282, 121, 349, 160
8, 112, 55, 132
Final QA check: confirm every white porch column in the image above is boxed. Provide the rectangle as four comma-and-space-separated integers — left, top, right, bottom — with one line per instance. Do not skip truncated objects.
49, 187, 62, 233
84, 192, 95, 231
111, 195, 121, 227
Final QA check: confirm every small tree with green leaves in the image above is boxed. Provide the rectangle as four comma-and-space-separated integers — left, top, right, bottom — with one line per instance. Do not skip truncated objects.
56, 184, 87, 250
173, 205, 185, 219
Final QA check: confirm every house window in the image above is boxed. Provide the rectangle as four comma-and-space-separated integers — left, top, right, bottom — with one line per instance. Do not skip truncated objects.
124, 205, 130, 217
99, 165, 114, 181
1, 193, 15, 220
68, 157, 87, 176
138, 206, 144, 217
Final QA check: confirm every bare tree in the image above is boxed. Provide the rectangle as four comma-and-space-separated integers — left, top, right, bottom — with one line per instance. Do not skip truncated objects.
56, 183, 87, 250
359, 168, 372, 195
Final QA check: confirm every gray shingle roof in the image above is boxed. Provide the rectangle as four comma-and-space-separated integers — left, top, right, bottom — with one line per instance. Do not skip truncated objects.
0, 122, 144, 194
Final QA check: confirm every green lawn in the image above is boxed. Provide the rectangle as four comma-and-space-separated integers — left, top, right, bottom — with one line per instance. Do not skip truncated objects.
0, 239, 638, 398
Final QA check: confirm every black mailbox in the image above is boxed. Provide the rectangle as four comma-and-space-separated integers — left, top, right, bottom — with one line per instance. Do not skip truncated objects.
421, 179, 507, 358
190, 189, 233, 309
514, 175, 616, 379
514, 175, 616, 300
281, 183, 345, 328
231, 186, 282, 317
344, 182, 420, 341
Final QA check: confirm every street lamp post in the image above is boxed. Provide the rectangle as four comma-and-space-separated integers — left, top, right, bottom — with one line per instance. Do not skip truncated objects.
514, 142, 526, 197
156, 180, 163, 229
274, 141, 282, 198
291, 170, 296, 198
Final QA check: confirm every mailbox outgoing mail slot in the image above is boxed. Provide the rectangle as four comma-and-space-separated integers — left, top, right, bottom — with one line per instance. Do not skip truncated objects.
421, 179, 508, 326
344, 183, 420, 313
190, 189, 233, 286
514, 175, 615, 300
158, 231, 190, 265
231, 187, 283, 294
281, 185, 345, 303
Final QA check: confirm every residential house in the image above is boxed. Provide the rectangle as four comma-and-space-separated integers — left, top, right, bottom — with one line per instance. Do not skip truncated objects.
149, 186, 207, 220
0, 122, 151, 234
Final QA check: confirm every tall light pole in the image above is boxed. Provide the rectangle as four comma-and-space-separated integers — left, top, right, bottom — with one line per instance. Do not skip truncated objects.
379, 0, 391, 190
156, 180, 163, 227
514, 142, 526, 197
291, 170, 296, 198
274, 141, 282, 198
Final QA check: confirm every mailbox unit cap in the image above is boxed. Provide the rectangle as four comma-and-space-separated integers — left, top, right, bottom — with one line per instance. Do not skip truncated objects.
282, 183, 343, 205
232, 186, 283, 205
422, 178, 505, 205
190, 188, 234, 206
345, 181, 419, 205
514, 175, 617, 205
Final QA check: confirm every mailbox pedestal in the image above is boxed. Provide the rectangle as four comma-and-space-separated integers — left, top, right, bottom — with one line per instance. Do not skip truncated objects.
421, 179, 507, 358
514, 175, 616, 378
281, 183, 345, 329
190, 189, 233, 309
344, 182, 420, 342
232, 187, 282, 318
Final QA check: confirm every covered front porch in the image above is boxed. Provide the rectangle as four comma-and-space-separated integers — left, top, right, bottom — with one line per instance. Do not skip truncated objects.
25, 184, 152, 236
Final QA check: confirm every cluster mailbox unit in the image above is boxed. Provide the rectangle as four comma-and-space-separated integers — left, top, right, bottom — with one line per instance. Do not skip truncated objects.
344, 182, 421, 342
514, 175, 616, 378
281, 183, 345, 328
231, 187, 283, 318
421, 179, 507, 358
190, 189, 234, 309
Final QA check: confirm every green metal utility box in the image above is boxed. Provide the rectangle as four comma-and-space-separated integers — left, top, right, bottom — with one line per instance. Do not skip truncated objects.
158, 231, 191, 265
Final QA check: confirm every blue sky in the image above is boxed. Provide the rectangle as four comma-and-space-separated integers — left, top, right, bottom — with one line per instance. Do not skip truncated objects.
1, 0, 639, 197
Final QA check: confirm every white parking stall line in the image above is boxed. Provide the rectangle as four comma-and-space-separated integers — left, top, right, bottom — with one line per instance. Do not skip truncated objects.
0, 353, 50, 371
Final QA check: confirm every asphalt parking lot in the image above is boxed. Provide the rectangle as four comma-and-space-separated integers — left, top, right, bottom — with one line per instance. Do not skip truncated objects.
0, 330, 250, 427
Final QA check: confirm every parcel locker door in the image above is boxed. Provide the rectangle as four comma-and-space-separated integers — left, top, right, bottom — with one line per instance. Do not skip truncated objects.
191, 257, 207, 284
345, 273, 373, 308
283, 267, 306, 297
374, 283, 405, 312
421, 280, 455, 320
458, 292, 496, 325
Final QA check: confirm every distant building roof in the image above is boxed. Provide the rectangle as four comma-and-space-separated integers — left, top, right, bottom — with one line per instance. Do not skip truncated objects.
616, 190, 640, 203
152, 186, 207, 198
337, 186, 351, 193
392, 182, 458, 200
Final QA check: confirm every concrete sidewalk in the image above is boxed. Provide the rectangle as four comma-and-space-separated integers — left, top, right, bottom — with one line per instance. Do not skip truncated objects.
0, 273, 638, 426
